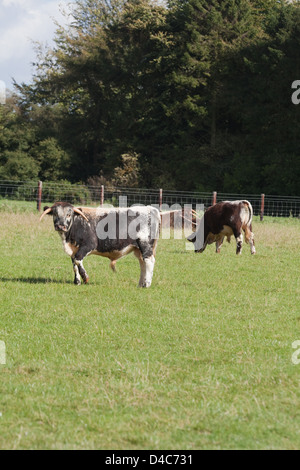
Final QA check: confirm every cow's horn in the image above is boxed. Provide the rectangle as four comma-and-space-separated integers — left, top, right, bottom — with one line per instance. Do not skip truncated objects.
74, 208, 89, 222
39, 206, 53, 221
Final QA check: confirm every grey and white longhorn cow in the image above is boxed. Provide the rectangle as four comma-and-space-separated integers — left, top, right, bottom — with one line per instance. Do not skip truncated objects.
40, 202, 160, 287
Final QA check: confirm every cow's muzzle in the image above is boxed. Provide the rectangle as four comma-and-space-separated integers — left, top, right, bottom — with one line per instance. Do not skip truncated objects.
55, 224, 68, 232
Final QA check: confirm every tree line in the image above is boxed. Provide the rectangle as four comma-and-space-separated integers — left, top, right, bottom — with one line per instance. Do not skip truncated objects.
0, 0, 299, 195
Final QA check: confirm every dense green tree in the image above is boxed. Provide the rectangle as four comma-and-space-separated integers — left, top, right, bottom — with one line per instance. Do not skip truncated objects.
0, 93, 39, 180
2, 0, 299, 195
17, 0, 169, 182
0, 93, 71, 181
220, 0, 300, 194
164, 0, 268, 190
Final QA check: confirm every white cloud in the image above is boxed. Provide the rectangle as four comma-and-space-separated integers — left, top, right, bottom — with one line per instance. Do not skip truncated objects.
0, 0, 73, 88
2, 0, 28, 6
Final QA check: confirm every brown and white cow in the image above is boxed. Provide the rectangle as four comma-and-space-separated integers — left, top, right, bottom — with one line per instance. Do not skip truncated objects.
40, 202, 160, 287
187, 200, 256, 255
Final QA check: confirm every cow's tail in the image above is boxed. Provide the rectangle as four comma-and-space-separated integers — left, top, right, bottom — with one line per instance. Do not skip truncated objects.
243, 200, 254, 243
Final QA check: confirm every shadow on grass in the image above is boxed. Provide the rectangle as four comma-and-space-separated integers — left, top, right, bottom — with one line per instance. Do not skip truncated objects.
0, 276, 74, 285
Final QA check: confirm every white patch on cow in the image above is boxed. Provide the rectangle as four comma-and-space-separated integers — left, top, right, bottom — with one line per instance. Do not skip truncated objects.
239, 206, 249, 226
225, 201, 250, 224
136, 220, 150, 241
59, 232, 78, 257
74, 259, 84, 269
57, 206, 65, 217
73, 262, 81, 284
139, 255, 155, 288
225, 200, 241, 205
128, 210, 148, 240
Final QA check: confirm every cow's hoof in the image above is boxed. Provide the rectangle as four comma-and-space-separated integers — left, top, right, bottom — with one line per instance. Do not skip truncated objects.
139, 282, 151, 288
74, 279, 81, 285
84, 277, 90, 284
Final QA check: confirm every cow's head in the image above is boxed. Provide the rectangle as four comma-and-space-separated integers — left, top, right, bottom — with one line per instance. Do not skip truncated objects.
187, 216, 206, 253
39, 202, 88, 233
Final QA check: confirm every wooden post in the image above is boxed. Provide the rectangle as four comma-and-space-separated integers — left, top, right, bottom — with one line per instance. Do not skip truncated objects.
159, 188, 163, 211
260, 193, 265, 221
100, 185, 104, 207
212, 191, 217, 206
37, 180, 42, 212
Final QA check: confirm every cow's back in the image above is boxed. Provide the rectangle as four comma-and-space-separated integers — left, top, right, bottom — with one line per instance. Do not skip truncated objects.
78, 205, 160, 255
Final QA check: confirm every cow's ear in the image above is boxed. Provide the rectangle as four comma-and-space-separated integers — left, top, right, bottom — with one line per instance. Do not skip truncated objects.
40, 206, 53, 221
187, 233, 196, 243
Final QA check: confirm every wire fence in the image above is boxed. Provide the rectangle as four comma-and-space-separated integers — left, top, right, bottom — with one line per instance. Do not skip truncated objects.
0, 180, 299, 218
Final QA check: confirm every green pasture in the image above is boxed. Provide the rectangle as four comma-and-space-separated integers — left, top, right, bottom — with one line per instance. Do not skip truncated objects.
0, 202, 299, 449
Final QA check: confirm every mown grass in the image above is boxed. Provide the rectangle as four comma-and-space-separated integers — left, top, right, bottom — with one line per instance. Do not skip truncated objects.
0, 203, 299, 449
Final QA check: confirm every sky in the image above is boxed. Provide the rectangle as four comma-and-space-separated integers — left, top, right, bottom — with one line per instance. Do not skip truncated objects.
0, 0, 74, 91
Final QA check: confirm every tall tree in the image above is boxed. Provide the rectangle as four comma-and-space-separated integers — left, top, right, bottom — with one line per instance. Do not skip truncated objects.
10, 0, 300, 194
160, 0, 266, 190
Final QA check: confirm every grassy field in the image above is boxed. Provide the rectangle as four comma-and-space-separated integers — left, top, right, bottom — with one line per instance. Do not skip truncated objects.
0, 201, 299, 449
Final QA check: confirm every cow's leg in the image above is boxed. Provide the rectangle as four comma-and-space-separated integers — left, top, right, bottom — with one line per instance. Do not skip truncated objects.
134, 249, 147, 287
139, 259, 147, 287
72, 257, 81, 285
231, 221, 243, 255
248, 224, 256, 255
73, 247, 91, 284
75, 259, 89, 284
216, 236, 224, 253
244, 224, 256, 255
235, 232, 243, 255
249, 231, 256, 255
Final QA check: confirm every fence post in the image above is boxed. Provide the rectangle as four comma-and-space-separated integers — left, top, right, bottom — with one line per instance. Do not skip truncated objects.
37, 180, 42, 212
260, 193, 265, 221
159, 188, 163, 211
101, 185, 104, 207
212, 191, 217, 206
